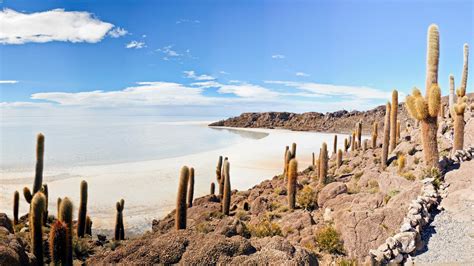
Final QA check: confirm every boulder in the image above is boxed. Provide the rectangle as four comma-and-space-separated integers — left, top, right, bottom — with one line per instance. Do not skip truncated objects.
0, 213, 14, 234
317, 182, 347, 207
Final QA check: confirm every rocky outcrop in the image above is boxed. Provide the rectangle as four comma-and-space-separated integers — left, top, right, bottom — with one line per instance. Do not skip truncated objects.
0, 213, 33, 265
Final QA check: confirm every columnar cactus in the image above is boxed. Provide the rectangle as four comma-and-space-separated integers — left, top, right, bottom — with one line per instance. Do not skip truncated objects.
115, 199, 125, 240
222, 159, 231, 215
351, 132, 356, 151
291, 143, 297, 159
50, 220, 67, 265
210, 182, 215, 195
77, 180, 88, 237
216, 156, 223, 199
176, 166, 189, 230
396, 120, 401, 140
460, 43, 469, 94
312, 152, 315, 167
284, 148, 292, 178
453, 98, 467, 151
283, 146, 289, 176
405, 24, 441, 168
30, 192, 46, 264
86, 216, 92, 236
381, 102, 391, 169
363, 139, 368, 151
336, 149, 342, 168
357, 122, 362, 150
333, 135, 337, 155
440, 104, 445, 118
59, 197, 73, 266
389, 90, 398, 152
449, 74, 456, 117
41, 184, 49, 224
13, 191, 19, 225
318, 142, 328, 186
57, 197, 62, 217
372, 122, 378, 149
23, 187, 32, 204
187, 167, 195, 207
344, 138, 349, 152
287, 159, 297, 209
33, 133, 45, 194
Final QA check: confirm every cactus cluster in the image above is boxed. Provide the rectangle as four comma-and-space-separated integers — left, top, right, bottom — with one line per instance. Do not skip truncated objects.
115, 199, 125, 240
381, 102, 391, 169
287, 159, 297, 209
405, 24, 441, 169
77, 180, 88, 238
389, 90, 398, 152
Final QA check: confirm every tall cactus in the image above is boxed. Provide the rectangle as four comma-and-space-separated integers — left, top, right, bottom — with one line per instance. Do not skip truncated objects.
77, 180, 88, 237
30, 192, 46, 264
216, 156, 223, 199
59, 197, 73, 266
357, 122, 362, 150
283, 146, 289, 176
312, 152, 315, 167
291, 143, 297, 159
336, 149, 342, 169
351, 132, 356, 151
187, 167, 195, 207
318, 142, 328, 186
222, 159, 231, 216
449, 74, 456, 117
50, 220, 67, 266
405, 24, 441, 168
33, 133, 45, 194
175, 166, 189, 230
333, 135, 337, 155
13, 191, 19, 225
389, 90, 398, 152
381, 102, 391, 169
287, 159, 297, 209
285, 148, 292, 178
453, 98, 467, 151
372, 122, 378, 149
460, 43, 469, 95
115, 199, 125, 240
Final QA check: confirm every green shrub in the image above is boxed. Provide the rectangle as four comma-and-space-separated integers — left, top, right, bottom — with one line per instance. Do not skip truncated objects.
248, 218, 282, 238
196, 222, 212, 233
353, 171, 363, 180
337, 258, 357, 266
297, 185, 317, 210
315, 226, 344, 254
368, 180, 379, 193
402, 172, 416, 181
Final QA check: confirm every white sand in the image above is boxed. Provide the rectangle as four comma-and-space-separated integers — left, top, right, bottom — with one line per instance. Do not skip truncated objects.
0, 126, 350, 234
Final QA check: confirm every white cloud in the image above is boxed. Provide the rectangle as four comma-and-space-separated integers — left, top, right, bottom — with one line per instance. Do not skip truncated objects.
0, 8, 117, 44
217, 84, 279, 99
271, 54, 285, 59
108, 27, 128, 38
142, 34, 147, 38
265, 81, 391, 100
0, 80, 18, 84
296, 72, 310, 77
191, 81, 222, 88
156, 45, 181, 57
183, 70, 215, 81
219, 71, 230, 75
126, 40, 146, 49
176, 19, 200, 24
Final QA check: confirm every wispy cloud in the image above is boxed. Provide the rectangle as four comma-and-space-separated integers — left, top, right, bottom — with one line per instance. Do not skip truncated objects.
108, 27, 128, 38
295, 72, 310, 77
126, 40, 146, 49
0, 8, 121, 44
0, 80, 19, 84
219, 71, 230, 75
271, 54, 285, 59
183, 70, 215, 81
176, 19, 200, 24
217, 83, 279, 99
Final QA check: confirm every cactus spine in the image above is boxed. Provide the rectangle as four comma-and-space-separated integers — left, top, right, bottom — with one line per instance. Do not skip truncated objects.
336, 149, 342, 168
187, 167, 195, 207
115, 199, 125, 240
210, 182, 215, 195
13, 191, 19, 225
30, 192, 46, 264
372, 122, 378, 149
222, 159, 231, 215
287, 159, 297, 209
389, 90, 398, 152
405, 24, 441, 168
175, 166, 189, 230
77, 180, 88, 237
50, 220, 67, 266
33, 133, 44, 194
59, 197, 73, 266
381, 102, 391, 169
318, 142, 328, 186
333, 135, 337, 155
453, 99, 467, 151
216, 156, 223, 199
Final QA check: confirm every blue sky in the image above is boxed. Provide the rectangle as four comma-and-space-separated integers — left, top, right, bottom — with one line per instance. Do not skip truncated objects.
0, 0, 473, 116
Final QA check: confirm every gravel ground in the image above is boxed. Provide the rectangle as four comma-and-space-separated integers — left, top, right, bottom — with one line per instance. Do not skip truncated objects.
413, 209, 474, 264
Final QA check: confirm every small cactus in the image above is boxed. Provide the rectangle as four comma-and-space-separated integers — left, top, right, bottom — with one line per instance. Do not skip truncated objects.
312, 152, 315, 167
397, 154, 406, 174
57, 197, 62, 218
333, 135, 337, 155
50, 220, 67, 265
59, 197, 73, 266
23, 187, 32, 204
381, 102, 391, 169
390, 90, 398, 152
30, 192, 46, 264
86, 216, 92, 236
175, 166, 189, 230
336, 149, 342, 169
287, 159, 298, 209
210, 182, 215, 195
453, 98, 467, 151
222, 159, 231, 216
318, 142, 328, 186
33, 133, 45, 194
115, 199, 125, 240
77, 180, 88, 238
357, 122, 362, 150
344, 138, 349, 152
13, 191, 19, 225
187, 167, 195, 207
372, 122, 378, 149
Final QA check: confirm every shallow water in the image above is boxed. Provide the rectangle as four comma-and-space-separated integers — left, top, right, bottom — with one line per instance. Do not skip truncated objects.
0, 115, 351, 235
